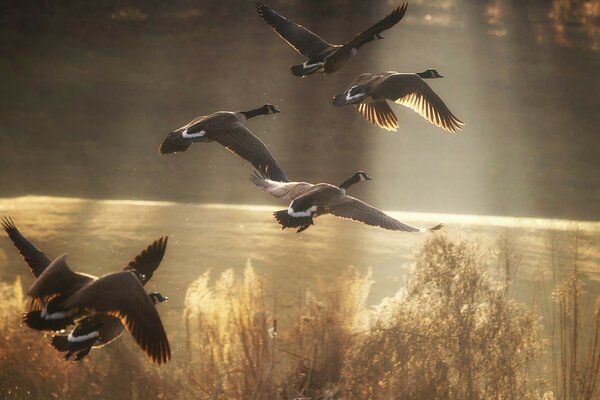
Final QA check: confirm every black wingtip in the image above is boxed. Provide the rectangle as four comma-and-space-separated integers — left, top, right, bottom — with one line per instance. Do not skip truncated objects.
1, 216, 16, 232
428, 223, 444, 232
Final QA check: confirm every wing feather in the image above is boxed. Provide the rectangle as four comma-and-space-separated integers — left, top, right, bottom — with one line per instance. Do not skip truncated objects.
123, 237, 168, 286
372, 74, 463, 133
255, 2, 333, 58
2, 216, 52, 278
209, 125, 289, 182
61, 272, 171, 364
329, 196, 443, 232
250, 172, 313, 200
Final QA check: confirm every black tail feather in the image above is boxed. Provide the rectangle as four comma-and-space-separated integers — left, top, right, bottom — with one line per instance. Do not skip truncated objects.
159, 132, 192, 155
274, 210, 313, 233
51, 335, 70, 352
23, 311, 73, 331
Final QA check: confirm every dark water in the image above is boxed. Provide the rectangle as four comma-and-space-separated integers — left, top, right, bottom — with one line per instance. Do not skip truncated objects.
0, 0, 599, 221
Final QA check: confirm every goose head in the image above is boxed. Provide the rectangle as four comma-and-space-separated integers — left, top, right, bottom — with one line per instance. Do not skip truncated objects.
339, 171, 372, 192
149, 292, 168, 305
417, 69, 444, 79
264, 104, 281, 114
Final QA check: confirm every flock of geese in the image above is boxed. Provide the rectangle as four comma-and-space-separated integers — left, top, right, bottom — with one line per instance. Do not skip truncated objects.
3, 2, 462, 364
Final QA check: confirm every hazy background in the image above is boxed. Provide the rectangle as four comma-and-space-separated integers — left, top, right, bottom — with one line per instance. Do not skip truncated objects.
0, 0, 599, 220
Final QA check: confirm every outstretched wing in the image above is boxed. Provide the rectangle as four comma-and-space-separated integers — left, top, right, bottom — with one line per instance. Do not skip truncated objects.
28, 254, 94, 304
209, 125, 289, 182
250, 171, 314, 200
123, 237, 168, 286
325, 3, 407, 69
61, 271, 171, 364
255, 2, 333, 59
356, 100, 399, 131
372, 73, 463, 133
329, 196, 443, 232
2, 216, 52, 278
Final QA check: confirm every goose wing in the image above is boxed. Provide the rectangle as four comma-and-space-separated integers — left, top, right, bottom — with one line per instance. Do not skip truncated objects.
324, 3, 407, 69
209, 125, 289, 182
28, 254, 94, 304
329, 196, 443, 232
61, 271, 171, 364
255, 2, 333, 58
250, 172, 313, 200
357, 101, 399, 131
2, 216, 52, 278
123, 237, 168, 286
372, 73, 463, 133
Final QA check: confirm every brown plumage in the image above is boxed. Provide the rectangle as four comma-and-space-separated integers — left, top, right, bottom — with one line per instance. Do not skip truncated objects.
333, 70, 464, 133
256, 2, 408, 76
251, 172, 444, 233
159, 105, 288, 182
60, 271, 171, 364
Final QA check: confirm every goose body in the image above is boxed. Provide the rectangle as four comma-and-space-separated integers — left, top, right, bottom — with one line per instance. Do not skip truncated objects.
159, 104, 288, 182
250, 172, 443, 233
1, 217, 171, 364
333, 70, 464, 133
256, 2, 408, 76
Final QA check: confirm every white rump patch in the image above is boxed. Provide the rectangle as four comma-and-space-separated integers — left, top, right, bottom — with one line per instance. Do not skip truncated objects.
345, 85, 366, 102
303, 61, 325, 69
181, 129, 206, 139
68, 330, 100, 343
41, 308, 76, 320
288, 205, 317, 218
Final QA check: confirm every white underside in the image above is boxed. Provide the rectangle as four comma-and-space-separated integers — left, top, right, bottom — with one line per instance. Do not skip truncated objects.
68, 330, 99, 343
182, 129, 206, 139
288, 205, 317, 218
41, 308, 76, 320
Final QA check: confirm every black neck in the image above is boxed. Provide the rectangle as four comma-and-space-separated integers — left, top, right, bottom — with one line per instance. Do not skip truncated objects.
240, 106, 268, 120
339, 174, 361, 191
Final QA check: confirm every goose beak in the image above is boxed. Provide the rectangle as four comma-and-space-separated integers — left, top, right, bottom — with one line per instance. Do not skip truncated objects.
365, 174, 372, 180
272, 106, 281, 114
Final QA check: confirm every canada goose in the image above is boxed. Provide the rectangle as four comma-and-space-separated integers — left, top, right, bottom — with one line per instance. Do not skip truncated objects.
159, 104, 288, 182
1, 217, 171, 363
333, 70, 463, 133
256, 2, 408, 76
51, 291, 169, 362
250, 171, 443, 233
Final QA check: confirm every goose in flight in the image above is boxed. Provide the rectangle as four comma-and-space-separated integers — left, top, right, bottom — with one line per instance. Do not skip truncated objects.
333, 69, 463, 133
250, 172, 443, 233
256, 2, 408, 76
159, 104, 288, 182
2, 217, 171, 364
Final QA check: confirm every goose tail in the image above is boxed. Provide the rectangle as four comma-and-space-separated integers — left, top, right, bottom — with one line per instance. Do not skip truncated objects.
22, 311, 73, 331
159, 132, 192, 155
50, 335, 70, 352
274, 210, 314, 233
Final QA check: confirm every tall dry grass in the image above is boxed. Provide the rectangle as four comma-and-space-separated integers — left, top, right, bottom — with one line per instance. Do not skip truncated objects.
183, 236, 547, 399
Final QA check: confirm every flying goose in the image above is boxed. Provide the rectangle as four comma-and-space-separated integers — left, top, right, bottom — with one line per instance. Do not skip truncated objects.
256, 2, 408, 76
250, 171, 443, 233
1, 217, 171, 363
159, 104, 289, 182
333, 69, 464, 133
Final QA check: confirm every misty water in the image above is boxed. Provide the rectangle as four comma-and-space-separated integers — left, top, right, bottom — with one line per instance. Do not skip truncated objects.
0, 0, 599, 389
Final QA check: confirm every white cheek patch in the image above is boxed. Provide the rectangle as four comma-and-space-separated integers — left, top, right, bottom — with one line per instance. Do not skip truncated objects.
67, 331, 100, 343
288, 205, 317, 218
41, 308, 76, 320
182, 129, 206, 139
